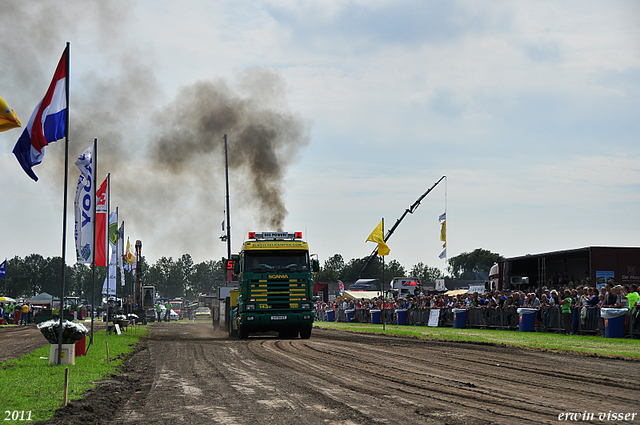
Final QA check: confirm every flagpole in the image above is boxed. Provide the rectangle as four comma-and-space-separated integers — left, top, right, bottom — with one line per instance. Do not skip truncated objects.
106, 173, 110, 336
90, 138, 97, 345
444, 176, 447, 262
121, 221, 126, 315
57, 42, 70, 365
382, 218, 385, 332
224, 134, 232, 282
109, 207, 118, 305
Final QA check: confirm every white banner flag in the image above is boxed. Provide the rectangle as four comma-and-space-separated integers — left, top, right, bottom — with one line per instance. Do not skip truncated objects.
102, 249, 117, 296
74, 145, 94, 263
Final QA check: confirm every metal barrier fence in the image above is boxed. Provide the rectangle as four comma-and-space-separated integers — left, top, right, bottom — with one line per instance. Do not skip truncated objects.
478, 307, 519, 330
630, 311, 640, 338
574, 306, 600, 335
315, 309, 327, 321
315, 306, 639, 338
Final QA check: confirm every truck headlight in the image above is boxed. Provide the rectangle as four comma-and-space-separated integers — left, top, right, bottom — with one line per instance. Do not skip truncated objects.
303, 314, 312, 320
301, 303, 311, 309
246, 316, 255, 321
246, 304, 256, 310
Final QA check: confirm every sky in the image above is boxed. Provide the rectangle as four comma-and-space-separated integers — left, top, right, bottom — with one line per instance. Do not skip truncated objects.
1, 1, 639, 276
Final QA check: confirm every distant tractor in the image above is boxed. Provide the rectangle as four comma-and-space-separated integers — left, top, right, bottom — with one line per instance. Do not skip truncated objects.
141, 285, 156, 323
63, 296, 86, 320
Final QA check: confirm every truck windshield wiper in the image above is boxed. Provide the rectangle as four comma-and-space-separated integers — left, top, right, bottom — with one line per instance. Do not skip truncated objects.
251, 266, 271, 272
251, 267, 269, 272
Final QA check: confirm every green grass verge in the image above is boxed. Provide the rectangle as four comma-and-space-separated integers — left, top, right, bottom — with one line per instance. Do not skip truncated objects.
315, 322, 640, 360
0, 325, 148, 423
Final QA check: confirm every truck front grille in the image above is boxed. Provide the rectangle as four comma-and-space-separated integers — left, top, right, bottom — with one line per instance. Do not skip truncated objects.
248, 280, 308, 308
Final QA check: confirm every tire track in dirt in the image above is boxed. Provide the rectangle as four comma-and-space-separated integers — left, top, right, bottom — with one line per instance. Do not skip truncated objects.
299, 334, 634, 406
247, 329, 637, 424
249, 339, 501, 423
251, 337, 524, 424
113, 324, 374, 424
34, 322, 639, 425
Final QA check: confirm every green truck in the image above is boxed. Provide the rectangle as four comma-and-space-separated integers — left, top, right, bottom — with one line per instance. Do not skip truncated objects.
228, 232, 319, 339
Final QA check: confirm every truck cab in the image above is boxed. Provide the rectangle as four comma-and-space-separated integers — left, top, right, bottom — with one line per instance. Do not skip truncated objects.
141, 285, 156, 323
229, 232, 319, 339
170, 299, 184, 320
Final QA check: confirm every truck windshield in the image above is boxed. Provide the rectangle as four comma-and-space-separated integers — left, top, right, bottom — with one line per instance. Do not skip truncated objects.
244, 251, 310, 273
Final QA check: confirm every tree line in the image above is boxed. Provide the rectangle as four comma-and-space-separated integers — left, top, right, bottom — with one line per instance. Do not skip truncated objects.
1, 254, 226, 302
312, 248, 503, 285
1, 248, 502, 300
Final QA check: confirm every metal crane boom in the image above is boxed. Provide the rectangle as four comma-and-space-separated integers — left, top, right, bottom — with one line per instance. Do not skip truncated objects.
356, 175, 446, 279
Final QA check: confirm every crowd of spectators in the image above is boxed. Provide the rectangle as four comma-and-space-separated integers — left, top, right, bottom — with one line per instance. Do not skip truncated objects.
315, 281, 640, 336
0, 301, 33, 325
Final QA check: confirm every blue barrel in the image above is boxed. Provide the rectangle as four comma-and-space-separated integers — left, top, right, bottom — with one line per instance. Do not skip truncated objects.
605, 314, 625, 338
370, 309, 381, 324
396, 309, 407, 326
517, 308, 537, 332
345, 310, 355, 323
453, 309, 467, 329
326, 310, 335, 322
519, 311, 535, 332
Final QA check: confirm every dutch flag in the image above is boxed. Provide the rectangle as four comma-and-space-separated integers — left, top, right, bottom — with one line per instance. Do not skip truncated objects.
13, 47, 68, 182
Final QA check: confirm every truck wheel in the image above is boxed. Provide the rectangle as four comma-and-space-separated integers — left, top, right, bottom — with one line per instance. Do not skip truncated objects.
239, 326, 249, 339
300, 326, 312, 339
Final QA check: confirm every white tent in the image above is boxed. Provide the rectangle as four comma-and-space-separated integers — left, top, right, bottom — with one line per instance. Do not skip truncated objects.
343, 290, 383, 300
28, 292, 54, 305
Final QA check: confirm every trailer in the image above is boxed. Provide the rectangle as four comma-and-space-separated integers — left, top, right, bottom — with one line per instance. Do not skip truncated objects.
389, 277, 422, 298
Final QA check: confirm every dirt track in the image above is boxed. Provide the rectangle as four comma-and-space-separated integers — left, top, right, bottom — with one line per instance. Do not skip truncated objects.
0, 322, 106, 362
23, 321, 639, 424
0, 324, 50, 362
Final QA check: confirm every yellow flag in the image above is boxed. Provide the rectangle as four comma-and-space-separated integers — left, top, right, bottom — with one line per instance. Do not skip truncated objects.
125, 238, 136, 265
366, 219, 390, 256
0, 95, 21, 132
440, 220, 446, 242
376, 242, 390, 256
366, 220, 384, 244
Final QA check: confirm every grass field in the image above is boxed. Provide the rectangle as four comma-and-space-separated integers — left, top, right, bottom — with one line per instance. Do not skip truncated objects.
0, 326, 147, 423
315, 322, 640, 360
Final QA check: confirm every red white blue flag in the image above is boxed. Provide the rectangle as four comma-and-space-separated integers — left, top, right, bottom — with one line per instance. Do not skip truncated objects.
13, 47, 68, 181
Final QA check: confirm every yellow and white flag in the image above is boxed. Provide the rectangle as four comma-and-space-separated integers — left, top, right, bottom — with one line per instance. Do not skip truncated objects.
366, 219, 390, 256
439, 216, 447, 259
125, 238, 136, 267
